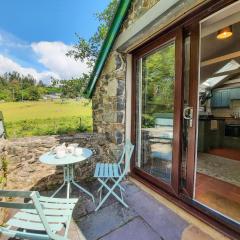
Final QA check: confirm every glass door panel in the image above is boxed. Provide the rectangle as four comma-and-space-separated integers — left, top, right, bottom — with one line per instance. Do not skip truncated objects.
136, 41, 175, 184
194, 2, 240, 224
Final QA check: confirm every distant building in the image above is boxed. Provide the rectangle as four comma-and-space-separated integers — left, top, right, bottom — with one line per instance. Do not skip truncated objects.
42, 93, 61, 100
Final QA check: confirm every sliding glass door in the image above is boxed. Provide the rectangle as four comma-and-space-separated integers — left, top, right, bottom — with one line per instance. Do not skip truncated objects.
193, 2, 240, 224
132, 30, 183, 194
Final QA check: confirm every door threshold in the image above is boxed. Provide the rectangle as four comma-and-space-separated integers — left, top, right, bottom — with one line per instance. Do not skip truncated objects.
129, 174, 239, 239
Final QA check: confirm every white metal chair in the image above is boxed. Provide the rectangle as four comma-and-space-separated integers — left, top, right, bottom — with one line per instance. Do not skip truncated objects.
94, 140, 134, 211
0, 190, 78, 240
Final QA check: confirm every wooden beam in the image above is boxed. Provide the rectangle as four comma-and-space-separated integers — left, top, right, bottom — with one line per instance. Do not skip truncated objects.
213, 68, 240, 77
201, 51, 240, 67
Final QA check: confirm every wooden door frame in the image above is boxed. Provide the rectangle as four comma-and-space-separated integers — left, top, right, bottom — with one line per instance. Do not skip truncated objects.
130, 0, 240, 237
131, 28, 183, 196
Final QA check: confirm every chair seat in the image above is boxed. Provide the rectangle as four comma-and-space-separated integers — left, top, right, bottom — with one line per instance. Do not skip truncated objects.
5, 196, 78, 235
94, 163, 120, 178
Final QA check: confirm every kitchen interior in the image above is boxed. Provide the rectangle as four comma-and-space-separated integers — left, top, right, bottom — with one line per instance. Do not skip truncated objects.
195, 2, 240, 223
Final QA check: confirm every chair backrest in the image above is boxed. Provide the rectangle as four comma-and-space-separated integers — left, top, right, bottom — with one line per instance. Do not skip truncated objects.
117, 140, 134, 174
0, 190, 56, 239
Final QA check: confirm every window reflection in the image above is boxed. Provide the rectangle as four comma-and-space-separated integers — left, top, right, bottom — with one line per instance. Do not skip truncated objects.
136, 41, 175, 183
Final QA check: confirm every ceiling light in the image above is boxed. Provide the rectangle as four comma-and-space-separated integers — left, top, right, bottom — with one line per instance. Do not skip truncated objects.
217, 26, 233, 39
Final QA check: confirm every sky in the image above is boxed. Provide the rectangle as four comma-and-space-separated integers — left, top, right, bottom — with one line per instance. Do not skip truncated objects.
0, 0, 110, 84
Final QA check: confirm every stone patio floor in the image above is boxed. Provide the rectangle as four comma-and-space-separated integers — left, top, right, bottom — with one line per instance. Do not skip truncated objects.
1, 179, 228, 240
53, 179, 219, 240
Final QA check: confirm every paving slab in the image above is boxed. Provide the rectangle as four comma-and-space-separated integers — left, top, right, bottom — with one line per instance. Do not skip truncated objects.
76, 202, 137, 240
126, 189, 189, 240
100, 217, 161, 240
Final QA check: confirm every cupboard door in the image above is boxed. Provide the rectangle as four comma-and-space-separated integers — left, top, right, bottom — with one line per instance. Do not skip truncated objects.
212, 91, 222, 107
230, 88, 240, 100
221, 90, 230, 107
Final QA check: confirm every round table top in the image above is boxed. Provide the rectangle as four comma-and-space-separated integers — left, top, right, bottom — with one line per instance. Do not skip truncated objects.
39, 148, 93, 166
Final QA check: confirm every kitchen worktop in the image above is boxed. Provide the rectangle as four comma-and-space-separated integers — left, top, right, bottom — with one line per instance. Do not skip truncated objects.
199, 116, 240, 122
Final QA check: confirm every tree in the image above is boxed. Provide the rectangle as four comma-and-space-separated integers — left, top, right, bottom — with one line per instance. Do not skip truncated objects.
67, 0, 119, 69
52, 74, 89, 99
0, 72, 43, 101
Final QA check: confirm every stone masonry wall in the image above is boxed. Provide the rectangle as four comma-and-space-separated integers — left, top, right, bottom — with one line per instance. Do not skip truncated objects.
92, 0, 207, 151
92, 0, 160, 148
0, 153, 7, 225
121, 0, 160, 31
0, 133, 118, 223
92, 52, 126, 145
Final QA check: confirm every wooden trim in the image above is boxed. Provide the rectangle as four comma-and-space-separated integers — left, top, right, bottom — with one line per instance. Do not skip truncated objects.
131, 28, 183, 196
212, 68, 240, 77
185, 23, 200, 198
172, 27, 184, 195
201, 51, 240, 67
132, 29, 178, 58
131, 55, 137, 172
129, 0, 238, 55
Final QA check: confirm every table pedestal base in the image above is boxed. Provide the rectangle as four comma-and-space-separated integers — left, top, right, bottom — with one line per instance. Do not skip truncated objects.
51, 164, 95, 202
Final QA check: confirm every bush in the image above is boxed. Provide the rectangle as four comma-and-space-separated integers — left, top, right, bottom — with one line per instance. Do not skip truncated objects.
142, 114, 155, 128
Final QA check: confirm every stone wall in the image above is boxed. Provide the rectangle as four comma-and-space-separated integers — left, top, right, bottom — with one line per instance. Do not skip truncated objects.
0, 153, 8, 225
92, 52, 126, 146
92, 0, 160, 147
0, 133, 119, 223
121, 0, 160, 31
92, 0, 208, 150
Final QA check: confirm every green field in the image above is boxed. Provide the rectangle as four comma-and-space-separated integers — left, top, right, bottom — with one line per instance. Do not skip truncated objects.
0, 100, 93, 138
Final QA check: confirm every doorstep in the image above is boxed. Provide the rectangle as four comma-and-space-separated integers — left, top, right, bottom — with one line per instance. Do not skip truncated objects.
129, 177, 231, 240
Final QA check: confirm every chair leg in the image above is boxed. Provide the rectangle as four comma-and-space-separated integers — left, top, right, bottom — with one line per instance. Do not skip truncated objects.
67, 182, 71, 199
98, 177, 125, 192
111, 178, 125, 192
72, 180, 95, 203
51, 182, 66, 198
95, 178, 128, 211
97, 178, 110, 192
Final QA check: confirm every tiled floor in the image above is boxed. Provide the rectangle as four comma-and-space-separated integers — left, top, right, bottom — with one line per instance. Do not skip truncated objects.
1, 180, 223, 240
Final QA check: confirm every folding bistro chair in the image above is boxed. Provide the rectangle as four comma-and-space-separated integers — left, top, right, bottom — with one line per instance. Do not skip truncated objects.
94, 140, 134, 211
0, 190, 78, 240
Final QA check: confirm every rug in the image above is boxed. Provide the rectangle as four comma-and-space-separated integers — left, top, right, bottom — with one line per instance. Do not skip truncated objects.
197, 153, 240, 187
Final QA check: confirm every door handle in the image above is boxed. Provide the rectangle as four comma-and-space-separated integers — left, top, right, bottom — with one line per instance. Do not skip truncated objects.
183, 107, 193, 127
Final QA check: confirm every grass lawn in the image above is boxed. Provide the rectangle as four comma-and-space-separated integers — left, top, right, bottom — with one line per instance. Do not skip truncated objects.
0, 99, 93, 138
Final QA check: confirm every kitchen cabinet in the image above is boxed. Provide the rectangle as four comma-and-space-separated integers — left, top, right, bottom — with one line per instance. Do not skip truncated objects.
211, 88, 240, 108
212, 89, 230, 107
230, 88, 240, 99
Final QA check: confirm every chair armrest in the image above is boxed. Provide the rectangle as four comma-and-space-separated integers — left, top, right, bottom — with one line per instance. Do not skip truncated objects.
0, 190, 34, 198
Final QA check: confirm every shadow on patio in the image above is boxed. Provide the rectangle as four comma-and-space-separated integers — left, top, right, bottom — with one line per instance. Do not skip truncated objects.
35, 179, 217, 240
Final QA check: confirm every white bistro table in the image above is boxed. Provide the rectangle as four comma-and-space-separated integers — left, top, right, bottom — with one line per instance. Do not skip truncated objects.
39, 148, 95, 201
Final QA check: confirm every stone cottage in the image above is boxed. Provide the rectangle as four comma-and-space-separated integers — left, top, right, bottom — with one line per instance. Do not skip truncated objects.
86, 0, 240, 238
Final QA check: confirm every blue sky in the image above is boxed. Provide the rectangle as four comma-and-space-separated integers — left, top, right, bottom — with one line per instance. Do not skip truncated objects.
0, 0, 111, 84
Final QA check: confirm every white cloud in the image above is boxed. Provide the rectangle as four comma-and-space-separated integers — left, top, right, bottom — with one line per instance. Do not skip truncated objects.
0, 29, 29, 49
0, 29, 89, 84
31, 41, 89, 80
0, 54, 59, 83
